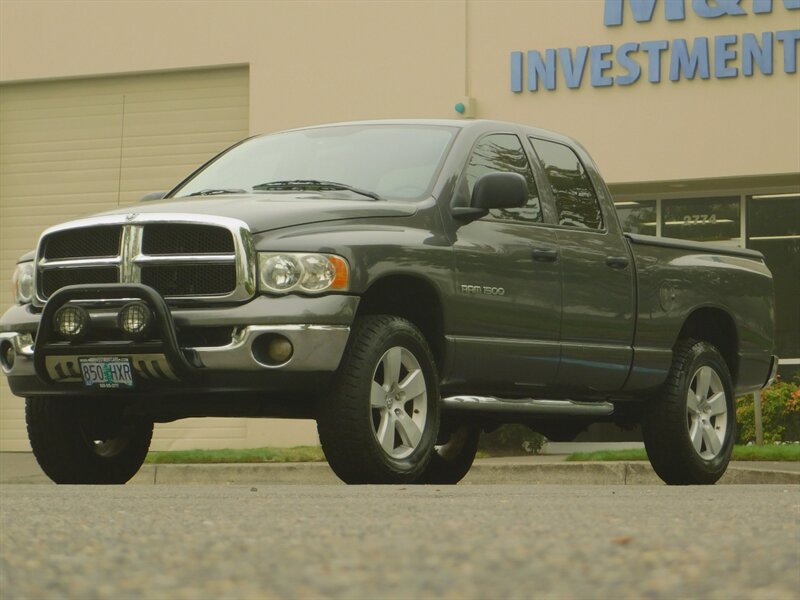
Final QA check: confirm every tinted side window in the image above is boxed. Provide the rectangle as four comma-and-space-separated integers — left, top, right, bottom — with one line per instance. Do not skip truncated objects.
530, 138, 603, 230
465, 134, 541, 223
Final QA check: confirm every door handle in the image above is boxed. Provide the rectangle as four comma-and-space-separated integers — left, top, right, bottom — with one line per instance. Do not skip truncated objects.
606, 256, 630, 269
531, 248, 558, 262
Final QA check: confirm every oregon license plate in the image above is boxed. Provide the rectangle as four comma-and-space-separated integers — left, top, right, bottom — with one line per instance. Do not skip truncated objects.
79, 357, 134, 389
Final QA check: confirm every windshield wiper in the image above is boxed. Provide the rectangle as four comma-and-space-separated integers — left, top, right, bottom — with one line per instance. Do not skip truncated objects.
253, 180, 382, 201
186, 188, 247, 197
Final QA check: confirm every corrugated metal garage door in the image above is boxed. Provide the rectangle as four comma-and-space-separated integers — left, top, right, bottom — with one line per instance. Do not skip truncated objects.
0, 66, 250, 451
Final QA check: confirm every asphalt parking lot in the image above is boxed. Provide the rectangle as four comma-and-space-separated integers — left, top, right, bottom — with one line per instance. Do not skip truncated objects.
1, 484, 798, 599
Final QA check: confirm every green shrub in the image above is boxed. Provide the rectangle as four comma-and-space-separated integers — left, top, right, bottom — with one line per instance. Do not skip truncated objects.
478, 424, 547, 455
736, 378, 800, 444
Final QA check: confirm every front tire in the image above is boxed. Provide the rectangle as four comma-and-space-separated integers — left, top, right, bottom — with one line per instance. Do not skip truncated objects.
642, 339, 735, 485
317, 315, 440, 484
26, 397, 153, 484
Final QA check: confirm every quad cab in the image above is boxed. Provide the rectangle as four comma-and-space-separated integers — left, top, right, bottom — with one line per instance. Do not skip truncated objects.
0, 120, 777, 485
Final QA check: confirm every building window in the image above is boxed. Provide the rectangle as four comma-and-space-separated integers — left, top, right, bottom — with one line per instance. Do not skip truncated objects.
530, 138, 603, 230
661, 197, 741, 244
614, 200, 657, 235
747, 193, 800, 364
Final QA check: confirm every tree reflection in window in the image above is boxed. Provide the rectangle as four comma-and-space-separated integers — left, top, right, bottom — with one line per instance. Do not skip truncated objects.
530, 138, 603, 230
465, 134, 541, 223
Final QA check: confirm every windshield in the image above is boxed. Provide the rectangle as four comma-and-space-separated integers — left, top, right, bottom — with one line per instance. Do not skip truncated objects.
171, 124, 457, 200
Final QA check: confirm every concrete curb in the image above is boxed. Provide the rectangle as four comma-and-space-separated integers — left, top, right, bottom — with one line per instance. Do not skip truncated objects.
120, 461, 800, 486
4, 456, 799, 486
131, 463, 340, 485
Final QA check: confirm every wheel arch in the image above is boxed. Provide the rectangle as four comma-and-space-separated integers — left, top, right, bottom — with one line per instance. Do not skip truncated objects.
675, 306, 739, 385
355, 274, 446, 371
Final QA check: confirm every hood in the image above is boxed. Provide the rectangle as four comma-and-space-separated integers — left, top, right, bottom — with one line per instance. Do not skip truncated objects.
98, 192, 417, 233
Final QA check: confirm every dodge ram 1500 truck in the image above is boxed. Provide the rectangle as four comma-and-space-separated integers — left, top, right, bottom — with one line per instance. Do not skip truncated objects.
0, 120, 778, 485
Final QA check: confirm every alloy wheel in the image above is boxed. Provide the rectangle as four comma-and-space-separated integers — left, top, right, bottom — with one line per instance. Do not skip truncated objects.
370, 346, 428, 459
686, 365, 729, 460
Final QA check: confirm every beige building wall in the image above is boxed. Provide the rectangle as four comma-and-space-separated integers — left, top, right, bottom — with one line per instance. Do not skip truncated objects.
0, 0, 798, 451
2, 1, 798, 183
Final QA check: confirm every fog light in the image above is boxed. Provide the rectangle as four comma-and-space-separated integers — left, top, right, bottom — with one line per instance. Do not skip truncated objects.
268, 336, 294, 363
252, 333, 294, 366
0, 341, 14, 371
118, 302, 152, 337
53, 305, 90, 339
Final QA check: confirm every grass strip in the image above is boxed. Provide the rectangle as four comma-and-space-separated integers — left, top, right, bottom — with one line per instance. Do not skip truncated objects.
731, 444, 800, 461
566, 444, 800, 462
566, 449, 649, 462
145, 445, 326, 464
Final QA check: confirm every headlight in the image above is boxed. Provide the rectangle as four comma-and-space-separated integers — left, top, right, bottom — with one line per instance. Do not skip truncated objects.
12, 262, 35, 304
258, 253, 349, 294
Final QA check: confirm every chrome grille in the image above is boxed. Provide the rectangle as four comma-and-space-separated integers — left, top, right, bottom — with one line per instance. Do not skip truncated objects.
35, 214, 254, 304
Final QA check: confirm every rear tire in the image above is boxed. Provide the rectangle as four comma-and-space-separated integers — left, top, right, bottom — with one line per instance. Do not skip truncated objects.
317, 315, 440, 484
418, 423, 480, 484
26, 397, 153, 484
642, 339, 735, 485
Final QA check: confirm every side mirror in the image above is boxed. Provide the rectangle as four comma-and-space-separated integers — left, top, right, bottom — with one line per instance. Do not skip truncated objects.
472, 172, 528, 210
140, 191, 167, 202
452, 172, 527, 221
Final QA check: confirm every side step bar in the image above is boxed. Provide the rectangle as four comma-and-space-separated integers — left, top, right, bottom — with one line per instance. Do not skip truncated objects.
442, 396, 614, 417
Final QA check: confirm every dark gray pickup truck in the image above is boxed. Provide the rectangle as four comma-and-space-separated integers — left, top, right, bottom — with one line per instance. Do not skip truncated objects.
0, 120, 778, 485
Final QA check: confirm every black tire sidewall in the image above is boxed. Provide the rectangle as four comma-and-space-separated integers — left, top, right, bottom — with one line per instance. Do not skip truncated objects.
26, 397, 153, 484
361, 322, 440, 476
317, 315, 441, 484
642, 339, 736, 485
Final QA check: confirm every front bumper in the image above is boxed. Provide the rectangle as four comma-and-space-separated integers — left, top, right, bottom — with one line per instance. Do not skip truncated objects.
0, 284, 357, 398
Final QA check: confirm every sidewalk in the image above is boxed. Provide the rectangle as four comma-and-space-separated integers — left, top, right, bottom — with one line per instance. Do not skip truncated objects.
2, 452, 799, 486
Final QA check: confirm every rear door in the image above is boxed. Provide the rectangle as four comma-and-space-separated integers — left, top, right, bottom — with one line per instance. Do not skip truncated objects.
449, 132, 562, 395
528, 137, 635, 392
